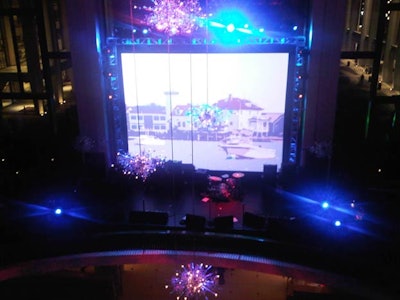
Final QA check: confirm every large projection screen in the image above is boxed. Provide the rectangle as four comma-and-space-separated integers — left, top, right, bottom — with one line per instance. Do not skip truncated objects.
121, 48, 292, 172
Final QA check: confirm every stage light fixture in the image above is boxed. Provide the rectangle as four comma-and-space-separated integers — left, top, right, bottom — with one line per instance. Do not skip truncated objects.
54, 208, 62, 215
334, 220, 341, 227
322, 201, 329, 209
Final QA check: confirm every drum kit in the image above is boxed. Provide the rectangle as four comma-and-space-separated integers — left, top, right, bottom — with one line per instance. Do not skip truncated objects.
206, 172, 244, 202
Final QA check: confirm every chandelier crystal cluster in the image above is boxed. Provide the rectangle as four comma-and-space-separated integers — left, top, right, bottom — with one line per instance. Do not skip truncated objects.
186, 104, 231, 129
115, 151, 165, 181
143, 0, 206, 35
166, 263, 219, 299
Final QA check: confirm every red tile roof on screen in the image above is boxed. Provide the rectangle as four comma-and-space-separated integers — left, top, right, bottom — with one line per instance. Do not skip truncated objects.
215, 94, 263, 111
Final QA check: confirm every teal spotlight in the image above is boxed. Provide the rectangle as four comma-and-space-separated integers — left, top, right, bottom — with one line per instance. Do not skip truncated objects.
226, 23, 235, 32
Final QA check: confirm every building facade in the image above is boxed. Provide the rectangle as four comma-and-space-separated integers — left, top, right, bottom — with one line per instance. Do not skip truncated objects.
0, 0, 72, 119
343, 0, 400, 91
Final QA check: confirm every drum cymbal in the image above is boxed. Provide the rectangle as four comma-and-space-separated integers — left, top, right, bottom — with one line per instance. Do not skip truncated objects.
232, 172, 244, 179
209, 175, 222, 182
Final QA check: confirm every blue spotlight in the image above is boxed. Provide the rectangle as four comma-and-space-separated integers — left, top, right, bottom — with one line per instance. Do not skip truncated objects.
209, 21, 225, 28
54, 208, 62, 215
293, 25, 298, 31
142, 28, 148, 35
226, 23, 235, 33
321, 201, 329, 209
237, 27, 252, 34
334, 220, 341, 227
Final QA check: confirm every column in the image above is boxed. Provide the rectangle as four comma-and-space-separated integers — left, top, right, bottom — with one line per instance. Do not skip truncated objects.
65, 0, 111, 170
301, 0, 346, 170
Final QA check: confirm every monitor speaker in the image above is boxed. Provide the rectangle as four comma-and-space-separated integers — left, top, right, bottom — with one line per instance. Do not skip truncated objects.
214, 215, 234, 231
185, 214, 206, 231
129, 211, 169, 226
243, 212, 266, 229
263, 164, 277, 186
85, 152, 106, 178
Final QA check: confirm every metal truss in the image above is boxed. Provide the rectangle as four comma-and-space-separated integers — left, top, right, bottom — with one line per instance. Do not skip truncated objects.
107, 35, 306, 47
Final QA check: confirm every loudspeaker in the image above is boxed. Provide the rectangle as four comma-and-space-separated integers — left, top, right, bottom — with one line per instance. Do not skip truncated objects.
266, 217, 300, 242
243, 212, 266, 229
129, 211, 169, 226
263, 164, 277, 186
185, 214, 206, 231
84, 152, 106, 178
214, 215, 234, 231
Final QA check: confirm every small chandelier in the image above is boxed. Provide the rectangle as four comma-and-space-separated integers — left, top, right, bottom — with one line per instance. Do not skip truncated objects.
165, 263, 219, 299
143, 0, 206, 35
115, 151, 165, 181
186, 104, 231, 129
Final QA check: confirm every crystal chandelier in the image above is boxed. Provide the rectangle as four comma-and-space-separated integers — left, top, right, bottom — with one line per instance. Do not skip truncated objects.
115, 150, 165, 181
165, 263, 219, 299
143, 0, 206, 35
186, 104, 231, 129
